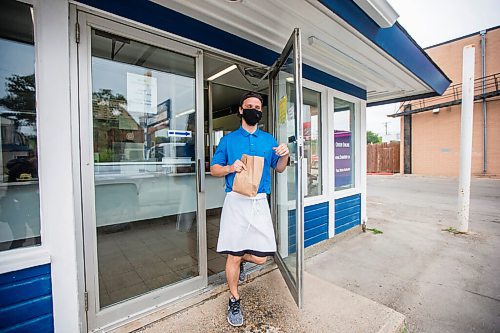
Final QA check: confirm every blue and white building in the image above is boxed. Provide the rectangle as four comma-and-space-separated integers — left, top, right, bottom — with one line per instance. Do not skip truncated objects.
0, 0, 450, 331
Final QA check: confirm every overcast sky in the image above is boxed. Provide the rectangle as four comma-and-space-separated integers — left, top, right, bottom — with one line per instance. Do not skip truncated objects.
366, 0, 500, 141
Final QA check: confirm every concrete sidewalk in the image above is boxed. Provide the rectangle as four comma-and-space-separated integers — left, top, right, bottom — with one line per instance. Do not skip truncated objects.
314, 175, 500, 332
137, 263, 405, 333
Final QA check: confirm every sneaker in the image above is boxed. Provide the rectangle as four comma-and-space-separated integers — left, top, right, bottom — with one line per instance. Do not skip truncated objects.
239, 261, 246, 282
227, 296, 243, 327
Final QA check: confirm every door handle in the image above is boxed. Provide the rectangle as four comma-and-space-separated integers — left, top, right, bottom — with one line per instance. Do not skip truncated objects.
197, 158, 204, 193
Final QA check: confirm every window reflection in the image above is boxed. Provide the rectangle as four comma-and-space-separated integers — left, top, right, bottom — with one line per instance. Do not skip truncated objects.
91, 29, 199, 307
303, 88, 321, 197
91, 28, 196, 174
0, 0, 40, 251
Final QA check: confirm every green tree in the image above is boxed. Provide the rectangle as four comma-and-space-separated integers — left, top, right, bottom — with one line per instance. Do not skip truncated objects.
367, 130, 382, 144
91, 89, 129, 162
0, 74, 36, 126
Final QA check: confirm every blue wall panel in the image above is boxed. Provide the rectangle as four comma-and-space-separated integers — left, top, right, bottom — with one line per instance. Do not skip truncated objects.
335, 194, 361, 234
288, 202, 329, 253
0, 264, 54, 333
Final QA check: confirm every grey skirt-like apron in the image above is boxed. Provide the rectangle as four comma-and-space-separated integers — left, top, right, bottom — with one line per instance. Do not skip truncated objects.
217, 191, 276, 257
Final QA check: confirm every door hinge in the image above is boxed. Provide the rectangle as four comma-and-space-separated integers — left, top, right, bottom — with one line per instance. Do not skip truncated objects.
84, 291, 88, 311
75, 22, 80, 44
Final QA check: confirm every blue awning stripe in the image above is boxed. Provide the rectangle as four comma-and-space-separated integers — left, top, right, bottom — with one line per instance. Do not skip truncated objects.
318, 0, 451, 95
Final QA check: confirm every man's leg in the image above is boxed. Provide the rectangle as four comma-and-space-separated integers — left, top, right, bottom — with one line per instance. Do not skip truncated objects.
225, 254, 242, 299
225, 254, 245, 327
237, 254, 267, 282
226, 254, 267, 299
224, 253, 267, 327
242, 254, 267, 265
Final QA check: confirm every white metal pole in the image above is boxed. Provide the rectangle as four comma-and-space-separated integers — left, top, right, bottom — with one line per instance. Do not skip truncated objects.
458, 45, 475, 232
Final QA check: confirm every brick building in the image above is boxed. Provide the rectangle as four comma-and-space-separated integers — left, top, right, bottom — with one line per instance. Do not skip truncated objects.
393, 26, 500, 177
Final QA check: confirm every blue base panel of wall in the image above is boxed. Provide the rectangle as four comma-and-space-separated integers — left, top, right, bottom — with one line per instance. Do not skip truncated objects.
335, 194, 361, 234
0, 264, 54, 333
288, 201, 329, 253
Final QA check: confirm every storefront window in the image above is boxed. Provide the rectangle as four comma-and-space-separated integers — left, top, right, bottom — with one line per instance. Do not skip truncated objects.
0, 0, 40, 252
303, 88, 321, 197
334, 98, 355, 190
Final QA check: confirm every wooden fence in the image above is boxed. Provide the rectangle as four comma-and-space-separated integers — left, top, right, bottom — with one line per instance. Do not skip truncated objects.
367, 141, 400, 173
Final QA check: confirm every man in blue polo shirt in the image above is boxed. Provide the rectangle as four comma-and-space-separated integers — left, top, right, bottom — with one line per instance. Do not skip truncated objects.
211, 91, 289, 327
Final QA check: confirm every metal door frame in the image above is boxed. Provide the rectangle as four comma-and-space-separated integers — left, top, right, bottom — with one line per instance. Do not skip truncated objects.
75, 10, 207, 331
269, 28, 304, 308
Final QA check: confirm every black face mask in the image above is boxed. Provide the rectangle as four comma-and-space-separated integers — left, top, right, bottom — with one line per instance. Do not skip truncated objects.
242, 108, 262, 126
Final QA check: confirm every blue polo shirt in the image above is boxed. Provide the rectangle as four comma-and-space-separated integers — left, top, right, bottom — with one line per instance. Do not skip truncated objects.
211, 127, 280, 194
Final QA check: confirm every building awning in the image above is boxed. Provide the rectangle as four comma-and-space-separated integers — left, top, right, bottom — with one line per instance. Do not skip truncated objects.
78, 0, 451, 104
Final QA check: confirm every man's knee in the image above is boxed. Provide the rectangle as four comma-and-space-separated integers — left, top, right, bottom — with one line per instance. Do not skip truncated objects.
254, 256, 267, 265
227, 254, 242, 265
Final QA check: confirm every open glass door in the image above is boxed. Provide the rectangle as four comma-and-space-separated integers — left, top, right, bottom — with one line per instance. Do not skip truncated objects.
270, 28, 304, 307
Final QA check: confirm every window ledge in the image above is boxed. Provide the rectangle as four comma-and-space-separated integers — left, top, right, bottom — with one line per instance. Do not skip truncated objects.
304, 195, 329, 206
332, 188, 361, 200
0, 246, 51, 275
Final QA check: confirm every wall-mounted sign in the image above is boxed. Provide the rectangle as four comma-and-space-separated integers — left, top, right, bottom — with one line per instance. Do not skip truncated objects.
334, 130, 352, 188
127, 72, 158, 114
146, 99, 170, 126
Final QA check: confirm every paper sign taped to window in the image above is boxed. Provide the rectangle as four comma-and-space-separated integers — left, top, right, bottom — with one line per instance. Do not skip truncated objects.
278, 95, 287, 124
127, 72, 158, 114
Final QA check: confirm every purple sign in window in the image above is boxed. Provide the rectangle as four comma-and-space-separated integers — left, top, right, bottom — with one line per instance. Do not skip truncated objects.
334, 130, 352, 188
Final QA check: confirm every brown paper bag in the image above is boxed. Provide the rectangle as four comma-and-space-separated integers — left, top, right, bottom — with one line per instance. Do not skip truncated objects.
232, 154, 264, 197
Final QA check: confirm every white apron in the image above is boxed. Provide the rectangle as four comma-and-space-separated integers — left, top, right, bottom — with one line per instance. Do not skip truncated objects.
217, 191, 276, 257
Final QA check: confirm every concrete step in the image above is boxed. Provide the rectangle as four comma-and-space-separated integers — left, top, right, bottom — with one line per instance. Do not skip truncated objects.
137, 268, 405, 333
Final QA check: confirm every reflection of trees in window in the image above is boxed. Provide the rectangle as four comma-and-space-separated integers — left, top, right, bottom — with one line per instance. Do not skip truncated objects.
92, 89, 145, 162
0, 0, 41, 251
0, 73, 37, 181
92, 89, 125, 162
0, 74, 35, 115
92, 88, 127, 123
0, 73, 36, 125
0, 74, 36, 145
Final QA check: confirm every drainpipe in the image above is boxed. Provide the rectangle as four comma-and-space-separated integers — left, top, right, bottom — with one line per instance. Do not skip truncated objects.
480, 30, 487, 174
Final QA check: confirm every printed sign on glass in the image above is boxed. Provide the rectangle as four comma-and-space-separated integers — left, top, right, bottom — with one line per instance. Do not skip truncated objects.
334, 130, 352, 188
127, 72, 158, 114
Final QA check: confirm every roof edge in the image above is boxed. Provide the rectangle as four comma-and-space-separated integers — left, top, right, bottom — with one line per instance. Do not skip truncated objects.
352, 0, 399, 28
394, 21, 452, 93
318, 0, 451, 95
425, 24, 500, 50
367, 91, 438, 108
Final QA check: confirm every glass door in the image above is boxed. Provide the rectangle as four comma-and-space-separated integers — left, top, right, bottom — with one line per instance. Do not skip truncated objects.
269, 28, 304, 307
77, 12, 206, 330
